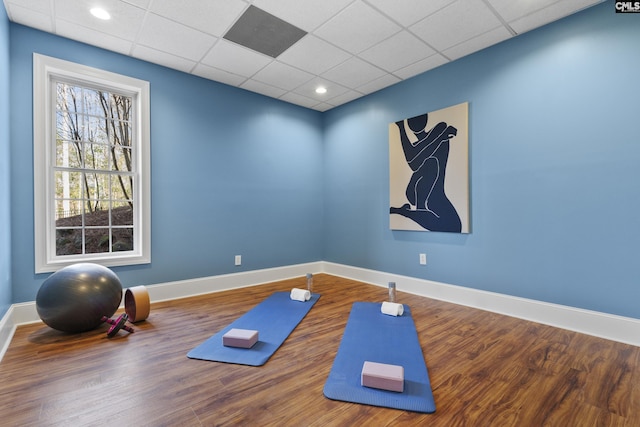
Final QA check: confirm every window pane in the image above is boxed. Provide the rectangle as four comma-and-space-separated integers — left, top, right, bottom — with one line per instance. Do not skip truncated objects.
111, 175, 133, 201
55, 171, 82, 201
84, 200, 108, 226
83, 172, 111, 202
110, 94, 131, 119
55, 199, 83, 222
109, 120, 132, 145
85, 143, 110, 171
56, 228, 82, 255
56, 111, 78, 141
112, 202, 133, 226
82, 88, 103, 116
87, 115, 108, 144
85, 228, 110, 254
56, 84, 80, 114
112, 228, 133, 252
56, 140, 83, 168
111, 146, 131, 171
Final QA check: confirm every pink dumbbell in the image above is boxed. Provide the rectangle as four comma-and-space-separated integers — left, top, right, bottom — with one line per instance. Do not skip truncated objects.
101, 314, 135, 337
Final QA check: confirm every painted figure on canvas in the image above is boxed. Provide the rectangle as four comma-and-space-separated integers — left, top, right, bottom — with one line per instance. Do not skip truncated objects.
390, 112, 462, 232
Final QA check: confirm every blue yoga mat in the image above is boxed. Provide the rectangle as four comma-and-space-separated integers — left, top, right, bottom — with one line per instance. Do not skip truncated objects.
187, 291, 320, 366
323, 302, 436, 413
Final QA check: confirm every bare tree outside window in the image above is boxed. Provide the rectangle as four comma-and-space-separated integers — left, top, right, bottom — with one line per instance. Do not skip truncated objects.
34, 54, 150, 273
54, 83, 134, 256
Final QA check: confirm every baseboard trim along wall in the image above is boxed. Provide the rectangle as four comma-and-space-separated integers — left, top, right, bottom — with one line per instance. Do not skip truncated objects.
2, 261, 639, 362
0, 306, 17, 363
321, 262, 640, 347
0, 262, 321, 362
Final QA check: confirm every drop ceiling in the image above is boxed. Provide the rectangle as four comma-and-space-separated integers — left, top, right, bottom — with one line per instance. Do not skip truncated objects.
4, 0, 604, 111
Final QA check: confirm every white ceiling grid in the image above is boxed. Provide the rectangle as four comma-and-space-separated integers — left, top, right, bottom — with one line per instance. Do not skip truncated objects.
3, 0, 604, 111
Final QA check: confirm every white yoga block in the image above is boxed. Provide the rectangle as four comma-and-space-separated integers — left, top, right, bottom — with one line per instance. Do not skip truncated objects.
361, 361, 404, 392
223, 328, 259, 348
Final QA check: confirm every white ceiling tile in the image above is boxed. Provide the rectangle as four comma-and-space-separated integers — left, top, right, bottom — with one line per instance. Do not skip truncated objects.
251, 61, 315, 91
53, 0, 145, 41
359, 30, 436, 73
6, 0, 50, 15
6, 3, 53, 32
509, 0, 604, 35
356, 73, 401, 95
365, 0, 456, 27
393, 54, 449, 80
325, 89, 364, 106
314, 1, 401, 54
192, 64, 247, 86
322, 57, 386, 88
6, 0, 605, 111
311, 102, 334, 112
279, 91, 320, 109
488, 0, 561, 22
55, 19, 133, 55
137, 13, 217, 61
443, 26, 512, 61
201, 39, 272, 78
240, 79, 288, 99
410, 0, 503, 51
253, 0, 352, 32
122, 0, 151, 8
278, 35, 351, 75
149, 0, 247, 37
131, 45, 197, 73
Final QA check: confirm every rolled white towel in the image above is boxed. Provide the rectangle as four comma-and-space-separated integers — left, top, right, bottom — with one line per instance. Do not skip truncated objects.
290, 288, 311, 302
381, 301, 404, 316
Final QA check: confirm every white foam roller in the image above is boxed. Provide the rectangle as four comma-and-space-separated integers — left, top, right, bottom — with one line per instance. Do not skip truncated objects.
381, 301, 404, 316
290, 288, 311, 302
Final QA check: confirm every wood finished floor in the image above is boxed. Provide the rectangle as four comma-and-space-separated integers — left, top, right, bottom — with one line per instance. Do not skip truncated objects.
1, 274, 638, 426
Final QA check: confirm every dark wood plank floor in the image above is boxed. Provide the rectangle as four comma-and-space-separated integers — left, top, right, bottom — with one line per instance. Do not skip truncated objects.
1, 274, 638, 426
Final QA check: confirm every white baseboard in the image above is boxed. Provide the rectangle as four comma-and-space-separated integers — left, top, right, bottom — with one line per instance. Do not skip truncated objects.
144, 261, 323, 303
0, 302, 41, 363
2, 260, 638, 363
321, 262, 640, 347
0, 307, 16, 363
0, 261, 324, 362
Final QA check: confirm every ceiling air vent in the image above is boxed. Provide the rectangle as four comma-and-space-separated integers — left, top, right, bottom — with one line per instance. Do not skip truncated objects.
223, 5, 307, 58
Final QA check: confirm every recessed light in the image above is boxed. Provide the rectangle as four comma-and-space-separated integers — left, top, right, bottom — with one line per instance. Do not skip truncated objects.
315, 86, 327, 94
90, 7, 111, 20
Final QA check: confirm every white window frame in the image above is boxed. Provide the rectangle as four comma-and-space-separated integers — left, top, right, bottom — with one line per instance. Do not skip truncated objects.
33, 54, 150, 273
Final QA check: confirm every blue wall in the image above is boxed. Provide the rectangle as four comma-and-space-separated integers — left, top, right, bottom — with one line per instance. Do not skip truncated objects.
9, 25, 324, 303
0, 3, 11, 317
323, 3, 640, 319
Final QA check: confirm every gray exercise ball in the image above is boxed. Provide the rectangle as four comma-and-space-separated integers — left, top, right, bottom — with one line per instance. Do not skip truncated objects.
36, 263, 123, 333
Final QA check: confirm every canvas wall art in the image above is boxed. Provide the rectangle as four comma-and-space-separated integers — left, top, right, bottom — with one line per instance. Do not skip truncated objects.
389, 102, 469, 233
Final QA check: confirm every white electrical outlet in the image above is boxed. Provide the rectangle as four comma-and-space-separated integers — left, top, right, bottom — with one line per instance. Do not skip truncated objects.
419, 253, 427, 265
235, 255, 242, 266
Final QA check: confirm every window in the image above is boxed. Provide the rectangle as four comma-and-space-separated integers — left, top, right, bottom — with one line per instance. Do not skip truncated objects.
33, 54, 150, 273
